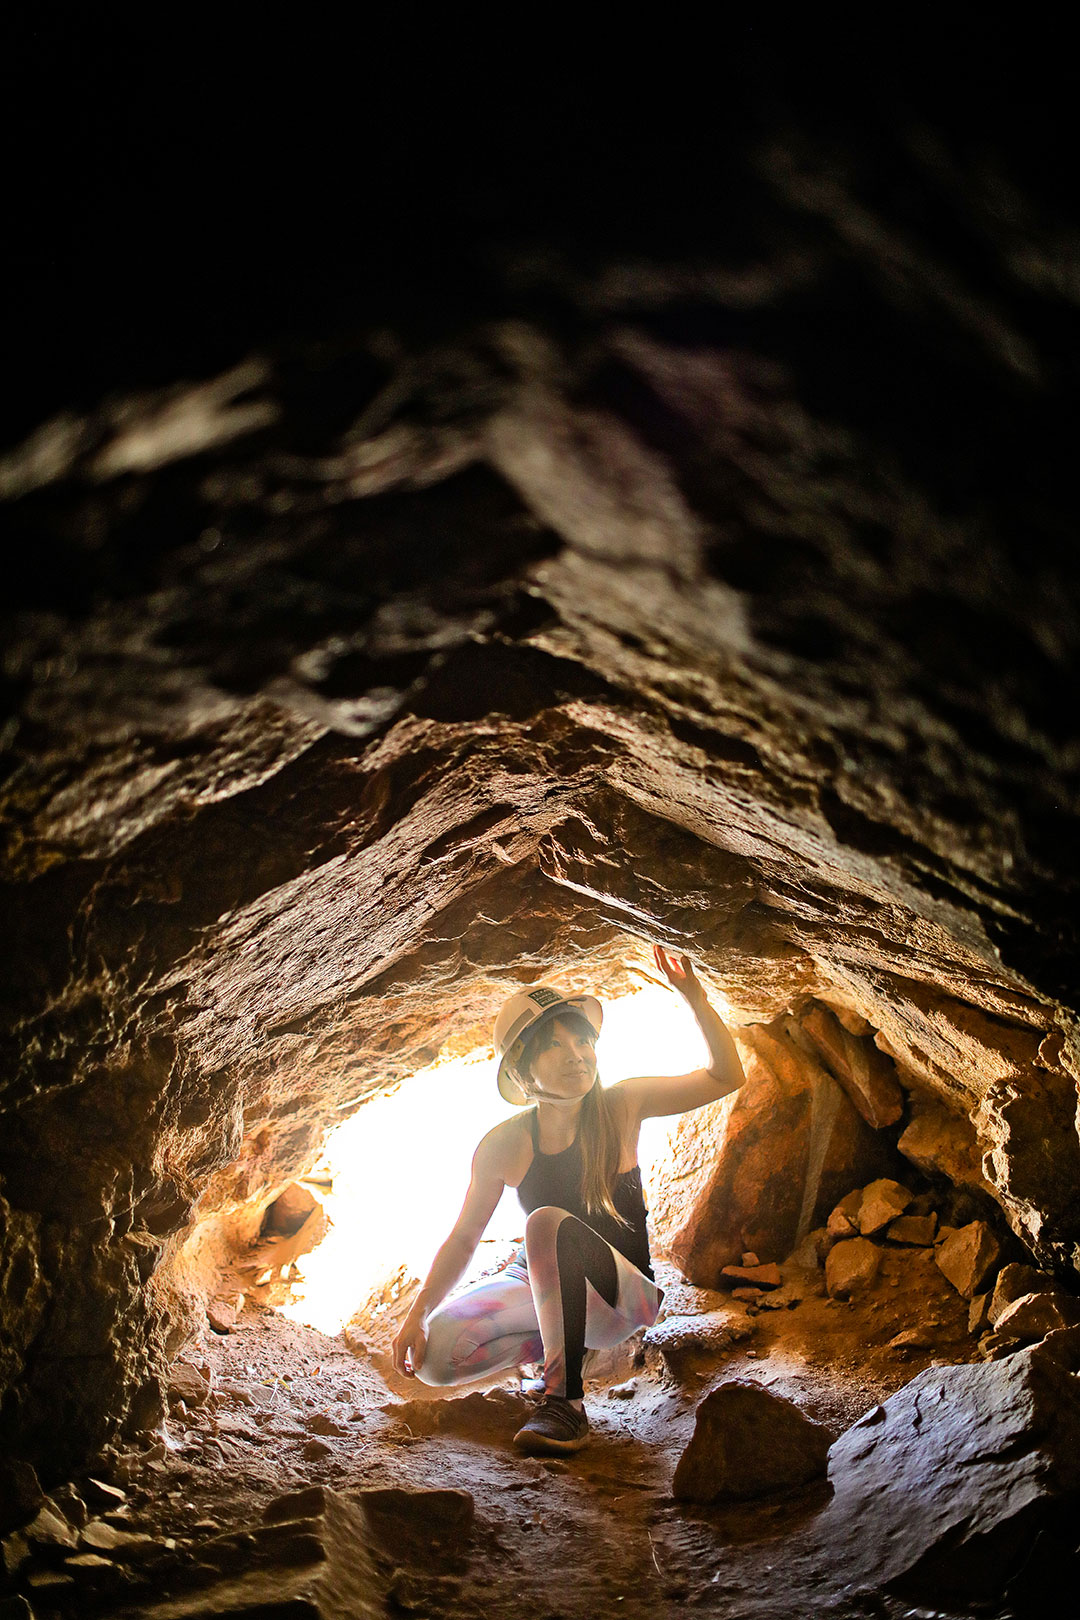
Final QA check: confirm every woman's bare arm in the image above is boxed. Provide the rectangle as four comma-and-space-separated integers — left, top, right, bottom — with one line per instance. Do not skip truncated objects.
613, 947, 745, 1122
391, 1126, 509, 1376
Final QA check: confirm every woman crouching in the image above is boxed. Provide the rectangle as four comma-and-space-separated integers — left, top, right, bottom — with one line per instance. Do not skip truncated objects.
391, 947, 745, 1455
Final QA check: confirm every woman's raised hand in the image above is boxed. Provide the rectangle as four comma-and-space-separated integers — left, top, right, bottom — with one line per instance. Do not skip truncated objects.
391, 1303, 427, 1379
652, 943, 704, 1004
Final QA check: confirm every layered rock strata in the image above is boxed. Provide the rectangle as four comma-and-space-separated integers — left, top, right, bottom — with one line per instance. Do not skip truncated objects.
3, 58, 1080, 1473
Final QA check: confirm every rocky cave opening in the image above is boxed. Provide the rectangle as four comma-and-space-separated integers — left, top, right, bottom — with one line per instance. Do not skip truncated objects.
4, 30, 1080, 1620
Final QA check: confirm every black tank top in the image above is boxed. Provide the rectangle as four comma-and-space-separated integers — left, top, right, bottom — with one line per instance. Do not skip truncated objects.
512, 1105, 654, 1279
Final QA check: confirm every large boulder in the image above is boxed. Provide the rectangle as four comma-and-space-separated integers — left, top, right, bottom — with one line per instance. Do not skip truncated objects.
653, 1024, 901, 1286
673, 1381, 831, 1502
815, 1346, 1080, 1599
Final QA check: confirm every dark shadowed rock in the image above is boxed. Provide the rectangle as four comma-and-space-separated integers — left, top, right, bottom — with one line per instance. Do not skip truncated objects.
264, 1485, 330, 1525
0, 1460, 41, 1534
24, 1503, 78, 1551
47, 1484, 87, 1528
83, 1478, 127, 1511
818, 1346, 1080, 1598
673, 1380, 832, 1502
0, 1595, 34, 1619
2, 1531, 29, 1582
358, 1486, 474, 1571
720, 1262, 781, 1289
120, 1486, 382, 1618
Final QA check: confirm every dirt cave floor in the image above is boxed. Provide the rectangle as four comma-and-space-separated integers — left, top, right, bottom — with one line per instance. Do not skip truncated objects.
29, 1243, 1046, 1620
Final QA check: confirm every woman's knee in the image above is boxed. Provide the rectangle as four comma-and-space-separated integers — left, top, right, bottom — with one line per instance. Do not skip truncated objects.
412, 1311, 459, 1387
524, 1204, 571, 1250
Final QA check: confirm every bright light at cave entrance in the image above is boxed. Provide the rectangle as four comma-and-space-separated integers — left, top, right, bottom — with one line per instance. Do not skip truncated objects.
281, 983, 715, 1335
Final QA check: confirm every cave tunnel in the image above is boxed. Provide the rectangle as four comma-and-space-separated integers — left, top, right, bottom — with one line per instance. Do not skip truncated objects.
3, 26, 1080, 1620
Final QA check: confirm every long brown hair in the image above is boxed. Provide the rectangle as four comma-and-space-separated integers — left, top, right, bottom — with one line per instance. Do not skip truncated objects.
518, 1009, 629, 1228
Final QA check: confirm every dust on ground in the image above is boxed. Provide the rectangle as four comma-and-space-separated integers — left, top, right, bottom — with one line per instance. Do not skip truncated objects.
76, 1242, 1007, 1620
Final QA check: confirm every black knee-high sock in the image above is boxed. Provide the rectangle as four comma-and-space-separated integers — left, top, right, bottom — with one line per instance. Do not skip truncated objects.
554, 1216, 619, 1401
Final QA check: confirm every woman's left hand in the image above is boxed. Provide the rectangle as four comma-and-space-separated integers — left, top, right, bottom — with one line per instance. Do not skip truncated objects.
653, 944, 705, 1005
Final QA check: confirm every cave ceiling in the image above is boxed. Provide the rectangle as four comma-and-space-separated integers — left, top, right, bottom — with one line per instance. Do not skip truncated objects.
3, 36, 1080, 1466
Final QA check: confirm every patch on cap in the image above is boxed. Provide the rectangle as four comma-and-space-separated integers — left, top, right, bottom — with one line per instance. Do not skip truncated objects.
527, 987, 563, 1010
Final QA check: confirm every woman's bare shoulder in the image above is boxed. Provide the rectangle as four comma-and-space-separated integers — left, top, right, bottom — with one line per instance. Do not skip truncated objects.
604, 1078, 641, 1130
604, 1082, 642, 1166
474, 1111, 533, 1186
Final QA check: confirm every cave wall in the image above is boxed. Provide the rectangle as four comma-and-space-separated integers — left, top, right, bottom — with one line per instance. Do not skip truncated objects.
3, 41, 1080, 1473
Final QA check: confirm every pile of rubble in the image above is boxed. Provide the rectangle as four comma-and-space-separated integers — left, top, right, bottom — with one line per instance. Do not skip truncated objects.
801, 1176, 1080, 1359
1, 1464, 173, 1612
1, 1461, 473, 1619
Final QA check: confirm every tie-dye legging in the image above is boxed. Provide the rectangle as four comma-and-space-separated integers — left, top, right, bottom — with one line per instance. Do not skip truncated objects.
415, 1204, 664, 1401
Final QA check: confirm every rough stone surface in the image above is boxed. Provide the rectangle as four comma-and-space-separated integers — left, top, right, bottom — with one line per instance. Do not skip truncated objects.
654, 1024, 901, 1284
24, 1504, 77, 1551
359, 1486, 474, 1562
167, 1362, 210, 1409
989, 1261, 1056, 1325
896, 1091, 996, 1196
826, 1191, 862, 1238
206, 1300, 236, 1334
826, 1238, 881, 1300
856, 1178, 913, 1235
673, 1380, 831, 1502
0, 1461, 41, 1535
993, 1290, 1080, 1345
801, 1003, 904, 1127
968, 1292, 993, 1336
719, 1262, 781, 1289
887, 1214, 937, 1246
116, 1484, 382, 1619
935, 1220, 1002, 1299
817, 1346, 1080, 1597
3, 52, 1080, 1476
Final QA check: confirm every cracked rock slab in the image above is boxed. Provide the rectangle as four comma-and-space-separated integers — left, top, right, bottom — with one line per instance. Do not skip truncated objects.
817, 1344, 1080, 1599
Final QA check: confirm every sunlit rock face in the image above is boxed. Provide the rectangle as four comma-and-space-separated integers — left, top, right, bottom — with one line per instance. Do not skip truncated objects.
3, 63, 1079, 1472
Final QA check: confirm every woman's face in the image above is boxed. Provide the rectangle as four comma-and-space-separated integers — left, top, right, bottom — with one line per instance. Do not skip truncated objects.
527, 1017, 598, 1100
